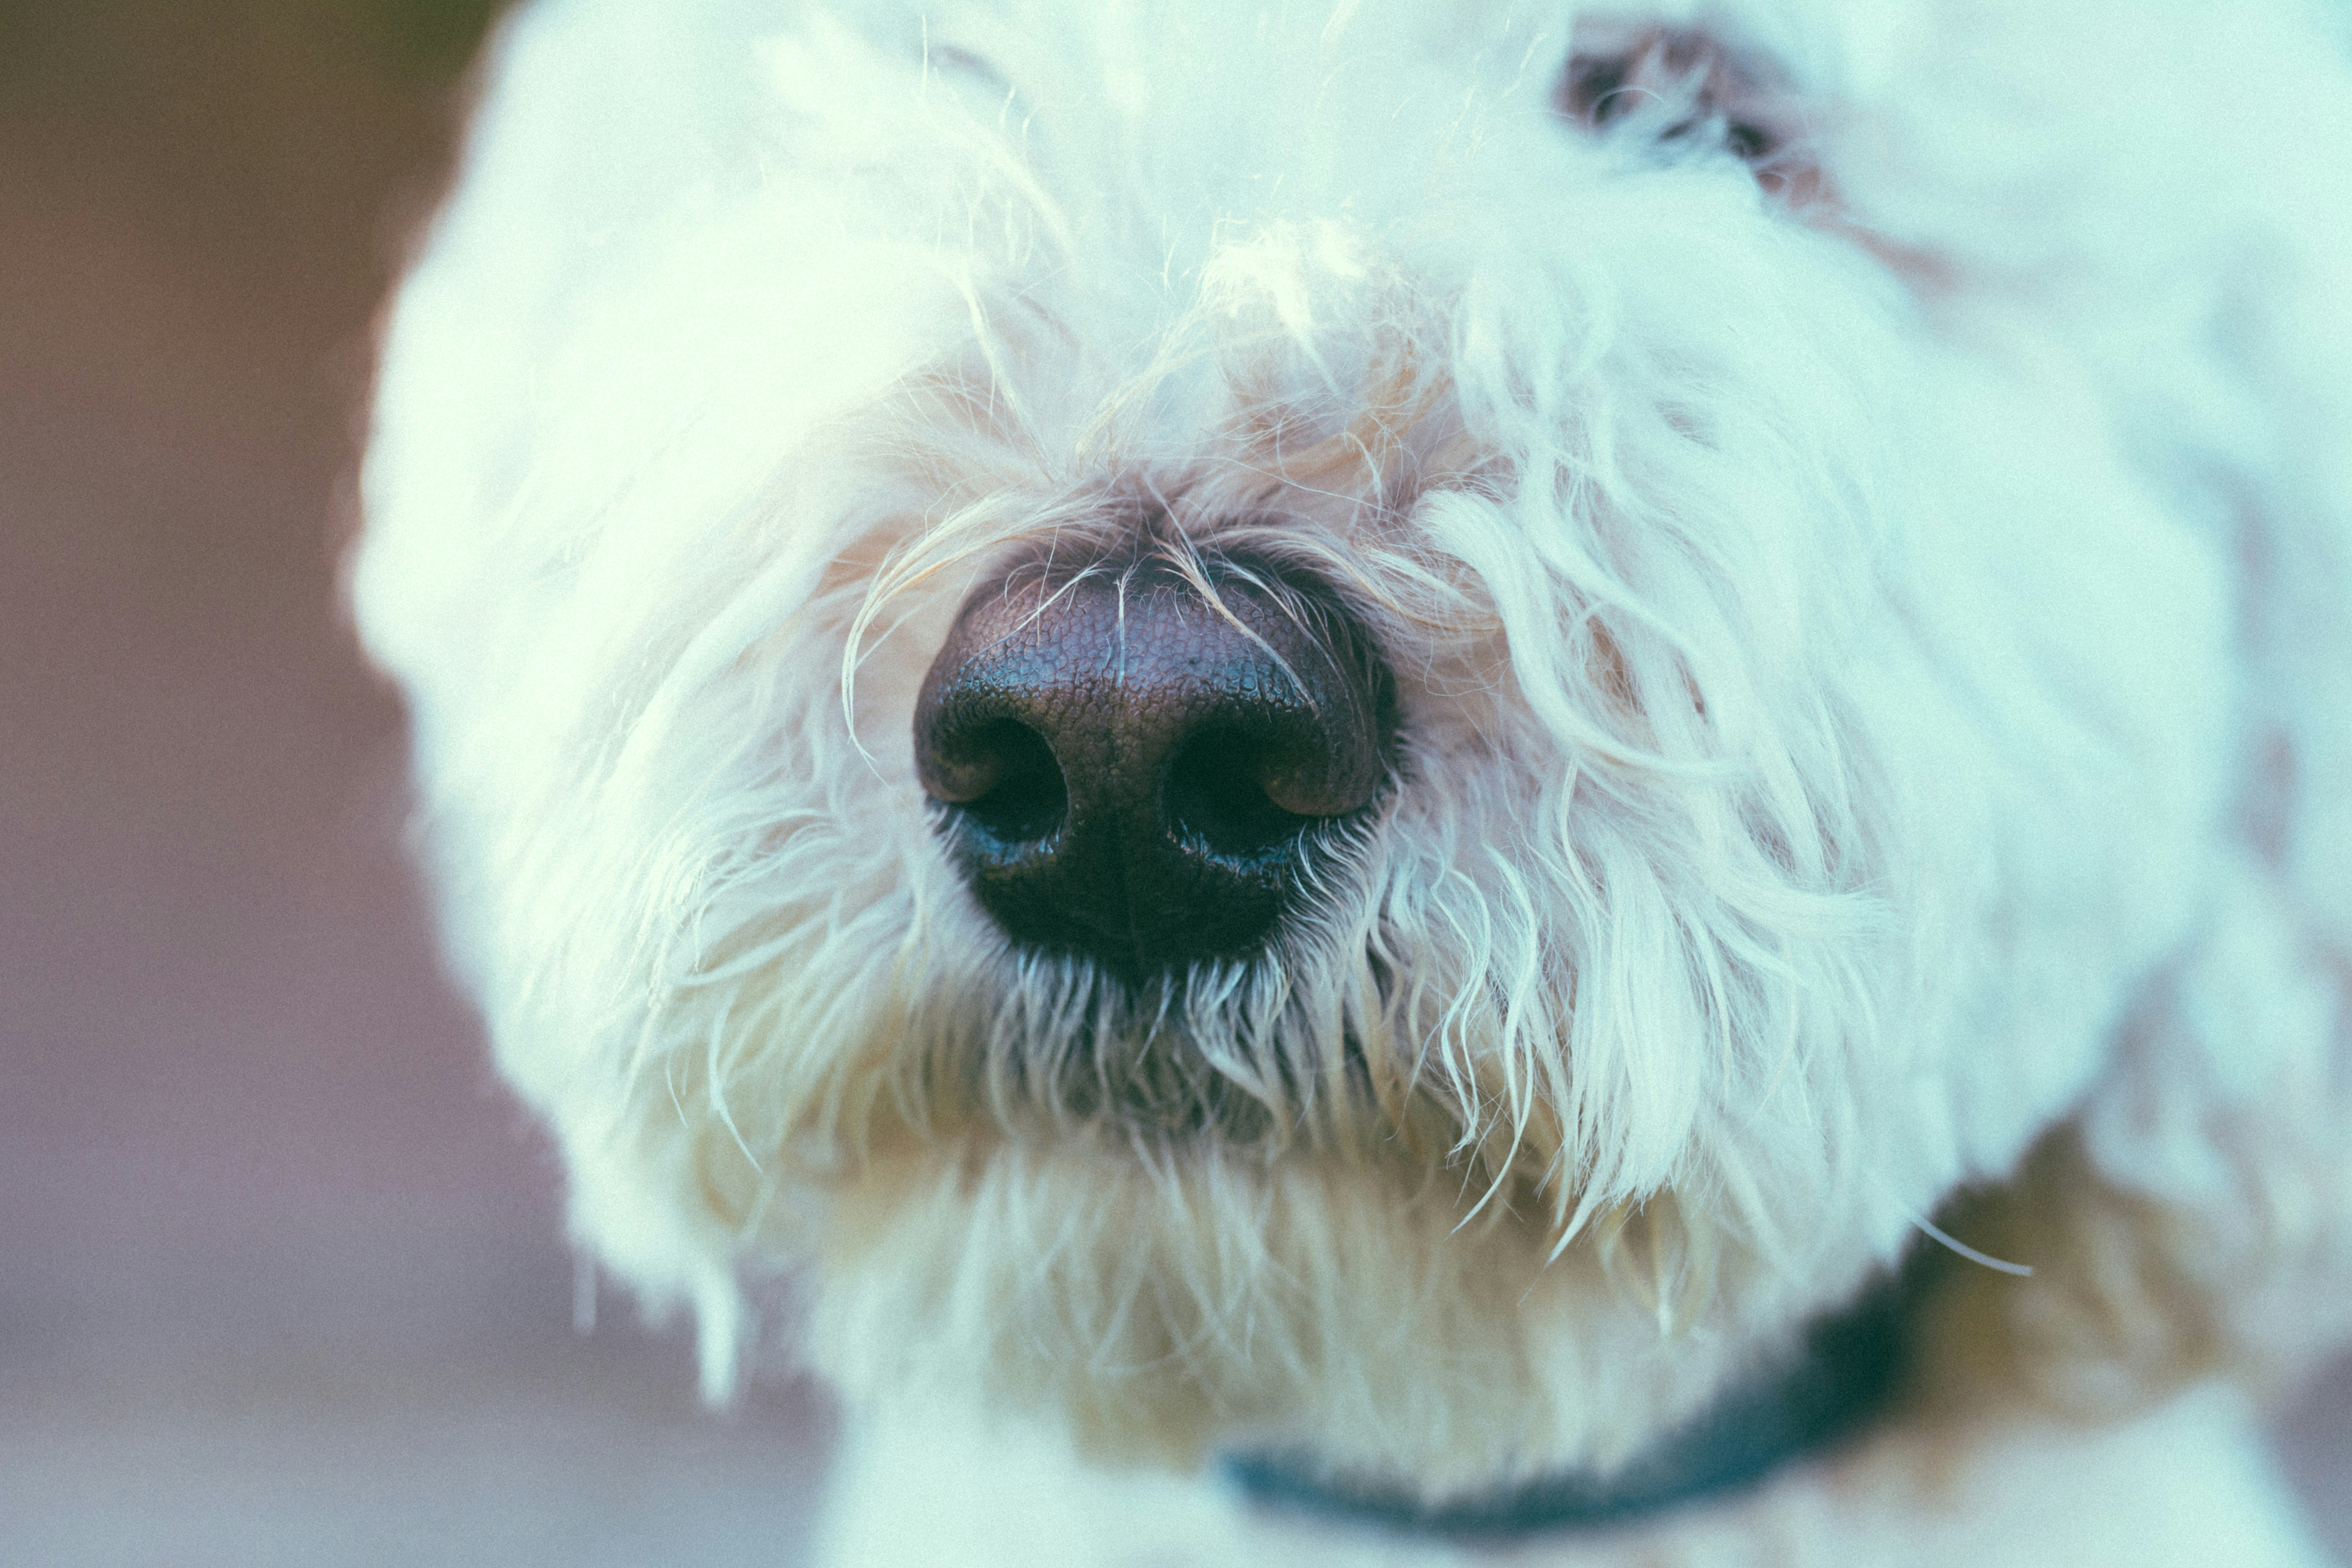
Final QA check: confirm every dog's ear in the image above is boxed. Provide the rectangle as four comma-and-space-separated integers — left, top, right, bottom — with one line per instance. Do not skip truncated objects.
1920, 866, 2352, 1421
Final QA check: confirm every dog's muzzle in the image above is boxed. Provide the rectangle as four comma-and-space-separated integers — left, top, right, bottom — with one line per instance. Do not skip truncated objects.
913, 548, 1395, 979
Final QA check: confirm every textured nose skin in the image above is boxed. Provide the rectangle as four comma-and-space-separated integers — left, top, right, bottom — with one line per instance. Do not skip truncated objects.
913, 553, 1394, 977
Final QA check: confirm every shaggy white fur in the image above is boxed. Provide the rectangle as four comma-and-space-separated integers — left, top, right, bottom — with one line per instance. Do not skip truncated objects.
355, 0, 2352, 1560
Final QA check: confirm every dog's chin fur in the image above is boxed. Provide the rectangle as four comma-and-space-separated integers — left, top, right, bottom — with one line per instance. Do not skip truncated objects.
357, 0, 2352, 1521
808, 1137, 1754, 1490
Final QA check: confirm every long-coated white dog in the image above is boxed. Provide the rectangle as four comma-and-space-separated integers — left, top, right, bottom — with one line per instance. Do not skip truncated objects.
355, 1, 2352, 1561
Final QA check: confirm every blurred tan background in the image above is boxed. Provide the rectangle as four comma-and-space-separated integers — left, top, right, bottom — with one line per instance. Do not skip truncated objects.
0, 4, 831, 1563
0, 4, 2339, 1564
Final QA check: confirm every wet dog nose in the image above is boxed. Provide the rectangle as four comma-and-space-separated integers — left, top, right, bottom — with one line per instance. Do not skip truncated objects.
914, 552, 1393, 977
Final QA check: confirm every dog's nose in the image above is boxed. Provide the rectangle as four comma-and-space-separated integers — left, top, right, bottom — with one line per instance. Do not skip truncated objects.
914, 553, 1393, 976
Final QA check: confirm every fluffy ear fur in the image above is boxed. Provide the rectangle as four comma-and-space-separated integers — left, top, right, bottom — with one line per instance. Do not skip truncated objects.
1923, 862, 2352, 1421
1874, 0, 2352, 1416
1971, 271, 2352, 1421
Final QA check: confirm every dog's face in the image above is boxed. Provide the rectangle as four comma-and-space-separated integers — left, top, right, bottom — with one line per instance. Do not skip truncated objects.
356, 0, 2348, 1497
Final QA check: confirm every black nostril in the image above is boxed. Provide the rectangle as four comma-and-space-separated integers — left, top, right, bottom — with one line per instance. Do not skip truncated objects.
1163, 728, 1317, 862
933, 719, 1067, 845
913, 544, 1394, 976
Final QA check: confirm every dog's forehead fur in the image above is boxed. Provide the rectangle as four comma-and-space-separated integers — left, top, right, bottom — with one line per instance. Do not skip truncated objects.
356, 0, 2352, 1518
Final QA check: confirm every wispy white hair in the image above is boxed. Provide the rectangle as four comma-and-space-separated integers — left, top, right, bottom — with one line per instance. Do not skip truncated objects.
355, 0, 2352, 1486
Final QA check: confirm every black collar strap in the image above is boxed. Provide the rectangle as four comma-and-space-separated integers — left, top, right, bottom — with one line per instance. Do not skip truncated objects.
1224, 1253, 1933, 1539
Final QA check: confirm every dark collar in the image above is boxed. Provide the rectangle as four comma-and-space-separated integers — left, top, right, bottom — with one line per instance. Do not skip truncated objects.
1224, 1252, 1935, 1539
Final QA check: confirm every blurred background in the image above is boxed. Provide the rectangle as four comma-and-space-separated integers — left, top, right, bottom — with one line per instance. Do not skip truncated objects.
0, 4, 2340, 1564
0, 4, 832, 1563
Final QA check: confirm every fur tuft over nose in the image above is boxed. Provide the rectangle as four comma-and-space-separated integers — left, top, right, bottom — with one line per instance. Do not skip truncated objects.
914, 548, 1394, 978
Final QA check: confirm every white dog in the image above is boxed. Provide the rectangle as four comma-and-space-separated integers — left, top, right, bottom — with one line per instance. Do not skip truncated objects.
355, 0, 2352, 1561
